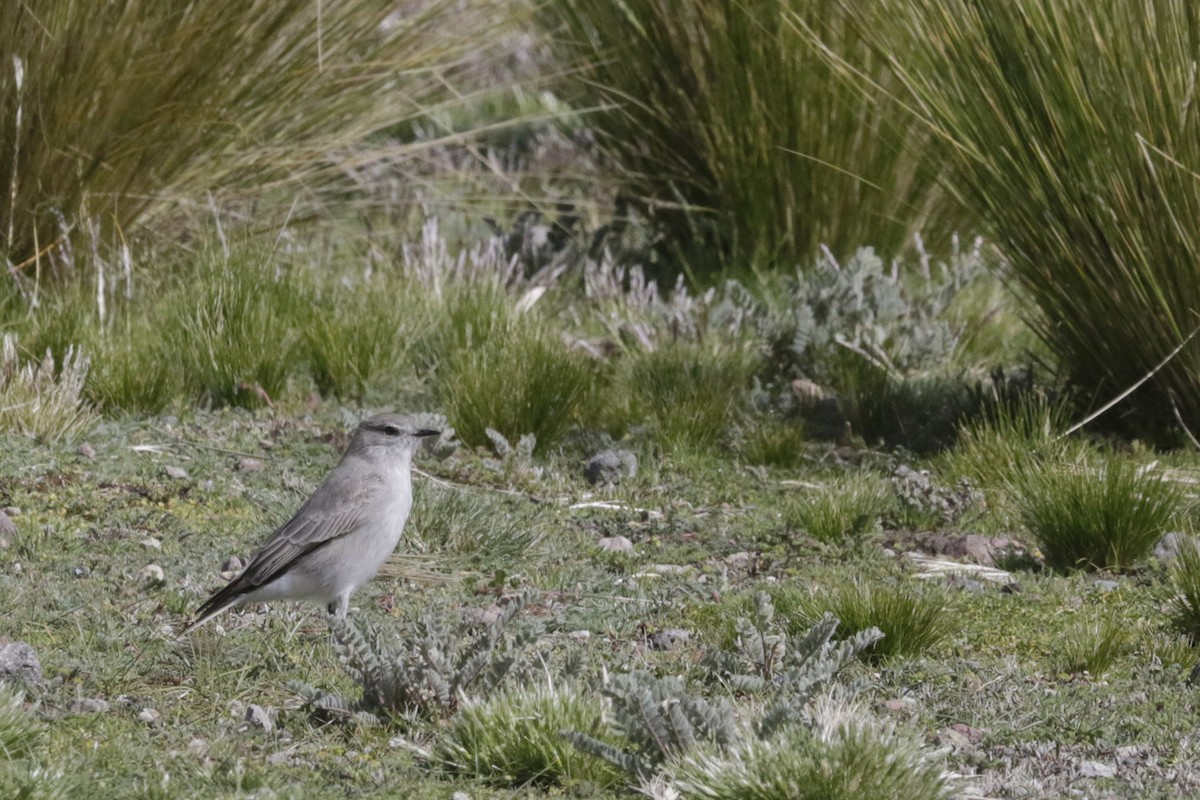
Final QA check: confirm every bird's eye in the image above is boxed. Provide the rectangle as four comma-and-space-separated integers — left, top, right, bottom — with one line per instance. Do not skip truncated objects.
383, 425, 402, 436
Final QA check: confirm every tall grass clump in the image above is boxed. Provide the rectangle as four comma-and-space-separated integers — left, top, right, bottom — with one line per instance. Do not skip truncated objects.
0, 0, 500, 274
434, 683, 623, 789
432, 285, 597, 453
0, 685, 39, 760
1013, 457, 1184, 573
0, 334, 95, 441
793, 582, 956, 663
164, 246, 300, 408
538, 0, 952, 273
783, 474, 892, 544
1054, 614, 1131, 678
672, 706, 952, 800
819, 1, 1200, 438
1169, 538, 1200, 642
626, 342, 757, 454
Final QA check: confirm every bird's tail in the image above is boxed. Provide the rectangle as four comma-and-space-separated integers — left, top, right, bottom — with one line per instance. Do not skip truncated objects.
178, 583, 244, 636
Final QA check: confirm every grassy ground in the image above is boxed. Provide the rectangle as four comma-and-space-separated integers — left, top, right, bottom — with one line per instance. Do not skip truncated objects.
2, 405, 1199, 798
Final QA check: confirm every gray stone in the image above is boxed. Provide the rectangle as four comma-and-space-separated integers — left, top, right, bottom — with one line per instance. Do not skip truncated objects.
164, 465, 189, 480
597, 536, 633, 554
77, 442, 96, 459
138, 707, 162, 726
1154, 531, 1198, 563
0, 641, 42, 686
584, 449, 638, 485
244, 703, 273, 733
139, 564, 165, 586
1093, 579, 1120, 593
235, 458, 265, 473
648, 628, 690, 651
69, 697, 110, 715
0, 509, 13, 549
1079, 760, 1116, 778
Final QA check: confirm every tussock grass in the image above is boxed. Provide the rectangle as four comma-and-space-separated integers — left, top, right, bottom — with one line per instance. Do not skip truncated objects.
164, 246, 299, 408
1014, 458, 1184, 573
792, 582, 956, 663
0, 333, 95, 441
672, 700, 951, 800
627, 342, 757, 454
1169, 537, 1200, 643
1055, 614, 1132, 678
434, 683, 623, 788
539, 0, 953, 272
783, 475, 891, 544
0, 0, 499, 271
944, 395, 1077, 494
738, 416, 807, 468
828, 0, 1200, 438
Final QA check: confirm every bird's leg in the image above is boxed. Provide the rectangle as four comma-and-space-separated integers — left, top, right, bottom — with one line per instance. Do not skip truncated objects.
330, 593, 350, 620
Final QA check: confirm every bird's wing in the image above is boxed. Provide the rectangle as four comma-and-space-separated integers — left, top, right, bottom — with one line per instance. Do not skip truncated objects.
239, 467, 386, 588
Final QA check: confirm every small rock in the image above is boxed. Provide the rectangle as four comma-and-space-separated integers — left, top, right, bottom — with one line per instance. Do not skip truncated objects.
235, 458, 265, 474
648, 628, 690, 651
451, 793, 472, 800
244, 704, 273, 733
960, 534, 995, 566
164, 465, 188, 480
463, 605, 503, 626
72, 566, 90, 579
77, 442, 96, 459
726, 551, 753, 570
1093, 579, 1120, 593
0, 641, 42, 686
69, 697, 109, 715
1080, 760, 1117, 778
1154, 532, 1197, 563
222, 555, 244, 573
946, 575, 985, 594
2, 507, 20, 516
567, 630, 591, 641
584, 449, 638, 485
597, 536, 633, 554
140, 537, 162, 550
138, 707, 162, 726
791, 379, 830, 403
257, 439, 275, 451
139, 564, 165, 586
884, 698, 909, 713
949, 723, 984, 744
0, 510, 14, 546
187, 737, 208, 758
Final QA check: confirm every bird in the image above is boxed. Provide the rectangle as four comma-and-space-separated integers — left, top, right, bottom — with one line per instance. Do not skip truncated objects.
182, 413, 440, 633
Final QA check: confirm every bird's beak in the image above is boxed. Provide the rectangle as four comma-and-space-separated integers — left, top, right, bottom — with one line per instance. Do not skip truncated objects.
415, 429, 441, 438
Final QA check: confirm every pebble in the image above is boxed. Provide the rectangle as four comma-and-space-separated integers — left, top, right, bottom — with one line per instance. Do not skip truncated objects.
139, 564, 165, 586
1080, 760, 1116, 778
77, 442, 96, 459
0, 640, 43, 686
69, 697, 110, 715
235, 458, 265, 473
141, 538, 162, 550
597, 536, 633, 554
222, 555, 244, 573
138, 708, 162, 726
584, 449, 638, 485
244, 704, 273, 733
164, 465, 188, 480
1093, 579, 1120, 593
648, 628, 690, 651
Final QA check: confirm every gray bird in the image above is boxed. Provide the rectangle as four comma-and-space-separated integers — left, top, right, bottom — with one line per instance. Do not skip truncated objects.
183, 413, 439, 632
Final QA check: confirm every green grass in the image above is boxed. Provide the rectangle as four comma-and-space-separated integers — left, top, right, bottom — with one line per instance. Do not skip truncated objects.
1055, 613, 1132, 678
1013, 457, 1185, 573
1169, 537, 1200, 642
538, 0, 956, 273
0, 333, 95, 441
0, 0, 504, 272
789, 582, 957, 664
434, 683, 623, 788
782, 475, 892, 544
823, 0, 1200, 440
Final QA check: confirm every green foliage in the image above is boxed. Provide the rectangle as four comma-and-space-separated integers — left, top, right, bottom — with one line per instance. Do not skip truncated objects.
1013, 457, 1184, 573
407, 485, 544, 567
0, 333, 95, 441
434, 683, 624, 788
833, 0, 1200, 439
738, 415, 807, 468
1168, 538, 1200, 643
708, 593, 883, 737
782, 475, 891, 544
538, 0, 954, 272
0, 685, 39, 760
0, 0, 489, 270
627, 342, 757, 454
1054, 614, 1132, 678
298, 272, 429, 403
295, 592, 541, 723
796, 582, 956, 663
671, 712, 952, 800
437, 316, 597, 454
164, 246, 299, 408
564, 672, 738, 779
